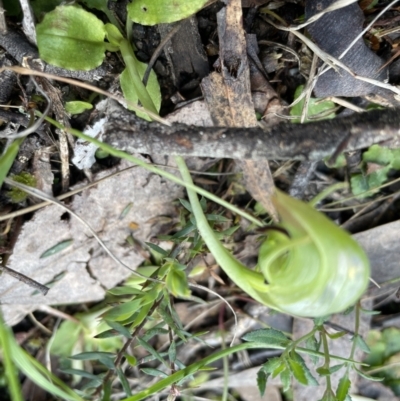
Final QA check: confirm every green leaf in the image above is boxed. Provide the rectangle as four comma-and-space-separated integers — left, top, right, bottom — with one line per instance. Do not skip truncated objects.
157, 302, 186, 342
127, 0, 209, 26
60, 368, 101, 381
104, 320, 132, 338
0, 138, 24, 188
360, 308, 381, 315
65, 101, 93, 115
119, 39, 160, 120
141, 367, 169, 378
94, 329, 120, 339
107, 286, 144, 296
168, 341, 176, 363
361, 144, 400, 170
280, 368, 291, 392
242, 328, 290, 346
257, 369, 267, 396
50, 320, 82, 357
317, 363, 345, 376
104, 23, 124, 47
70, 351, 115, 360
354, 334, 371, 354
205, 214, 231, 223
129, 299, 155, 330
316, 367, 330, 376
141, 327, 169, 342
102, 381, 112, 401
103, 299, 143, 321
288, 358, 308, 385
145, 242, 168, 257
327, 331, 347, 340
329, 364, 345, 375
171, 223, 196, 239
136, 338, 167, 366
260, 357, 282, 375
350, 165, 391, 198
291, 352, 318, 386
125, 354, 137, 367
166, 267, 191, 298
290, 85, 336, 122
179, 198, 193, 212
336, 373, 351, 401
0, 312, 24, 401
363, 144, 394, 166
36, 5, 106, 70
40, 239, 73, 258
305, 335, 320, 364
354, 367, 384, 382
116, 367, 132, 396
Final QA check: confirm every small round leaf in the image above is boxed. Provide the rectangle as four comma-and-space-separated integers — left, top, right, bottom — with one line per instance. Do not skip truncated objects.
36, 5, 106, 71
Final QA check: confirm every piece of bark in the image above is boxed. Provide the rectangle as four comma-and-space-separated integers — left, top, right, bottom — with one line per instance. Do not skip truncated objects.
201, 0, 277, 218
158, 17, 209, 93
104, 105, 400, 161
289, 161, 318, 199
0, 54, 17, 104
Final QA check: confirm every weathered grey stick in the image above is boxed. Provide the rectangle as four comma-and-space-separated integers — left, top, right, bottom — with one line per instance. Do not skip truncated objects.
104, 106, 400, 161
0, 265, 49, 295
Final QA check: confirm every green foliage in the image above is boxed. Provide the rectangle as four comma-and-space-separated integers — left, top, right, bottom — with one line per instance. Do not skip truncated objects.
336, 373, 351, 401
0, 313, 23, 401
351, 144, 400, 198
7, 172, 37, 203
119, 40, 161, 120
179, 153, 370, 318
0, 138, 25, 189
242, 328, 290, 347
7, 3, 378, 400
51, 307, 122, 356
165, 261, 191, 298
0, 313, 84, 401
36, 5, 106, 71
290, 85, 336, 122
65, 101, 93, 115
40, 239, 74, 258
127, 0, 209, 25
363, 328, 400, 394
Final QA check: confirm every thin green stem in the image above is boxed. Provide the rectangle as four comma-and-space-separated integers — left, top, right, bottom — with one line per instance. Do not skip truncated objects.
283, 326, 318, 357
220, 331, 229, 401
349, 302, 361, 362
119, 39, 158, 115
309, 182, 348, 207
321, 329, 332, 392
